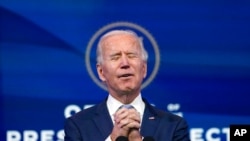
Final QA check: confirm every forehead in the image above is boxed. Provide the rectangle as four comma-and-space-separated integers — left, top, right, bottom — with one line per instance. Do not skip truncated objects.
101, 33, 140, 50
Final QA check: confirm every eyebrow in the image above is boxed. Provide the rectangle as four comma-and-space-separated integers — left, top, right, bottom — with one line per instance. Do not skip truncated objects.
109, 52, 122, 57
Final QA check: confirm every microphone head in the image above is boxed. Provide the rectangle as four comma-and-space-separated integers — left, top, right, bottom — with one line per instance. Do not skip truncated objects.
143, 136, 155, 141
116, 136, 128, 141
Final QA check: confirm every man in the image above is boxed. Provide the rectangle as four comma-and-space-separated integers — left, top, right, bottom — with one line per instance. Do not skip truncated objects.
64, 30, 190, 141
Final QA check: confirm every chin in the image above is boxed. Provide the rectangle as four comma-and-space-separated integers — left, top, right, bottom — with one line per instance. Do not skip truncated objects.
119, 86, 137, 94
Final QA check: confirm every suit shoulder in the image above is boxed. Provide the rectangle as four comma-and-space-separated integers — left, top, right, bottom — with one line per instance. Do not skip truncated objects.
67, 104, 98, 121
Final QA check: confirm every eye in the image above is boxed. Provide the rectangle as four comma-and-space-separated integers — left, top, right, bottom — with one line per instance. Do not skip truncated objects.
127, 53, 138, 58
110, 54, 120, 60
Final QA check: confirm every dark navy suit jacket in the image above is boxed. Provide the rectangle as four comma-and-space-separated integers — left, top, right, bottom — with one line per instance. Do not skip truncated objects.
64, 98, 190, 141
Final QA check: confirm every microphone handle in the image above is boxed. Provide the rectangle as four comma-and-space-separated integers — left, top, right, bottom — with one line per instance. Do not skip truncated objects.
115, 136, 128, 141
143, 136, 155, 141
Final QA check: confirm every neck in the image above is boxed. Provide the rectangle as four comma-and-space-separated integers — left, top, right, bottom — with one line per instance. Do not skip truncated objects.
110, 91, 140, 104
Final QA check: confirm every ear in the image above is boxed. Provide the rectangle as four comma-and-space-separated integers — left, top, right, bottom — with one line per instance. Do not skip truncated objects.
142, 62, 147, 78
96, 63, 106, 81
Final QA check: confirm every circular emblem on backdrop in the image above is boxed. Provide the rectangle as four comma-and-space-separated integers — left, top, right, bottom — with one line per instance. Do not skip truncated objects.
85, 21, 160, 91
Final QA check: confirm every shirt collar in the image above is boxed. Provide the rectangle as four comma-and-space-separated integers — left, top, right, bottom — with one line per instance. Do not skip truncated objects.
106, 93, 145, 121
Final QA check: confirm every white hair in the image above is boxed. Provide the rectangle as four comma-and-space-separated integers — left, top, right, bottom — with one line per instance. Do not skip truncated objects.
96, 29, 148, 64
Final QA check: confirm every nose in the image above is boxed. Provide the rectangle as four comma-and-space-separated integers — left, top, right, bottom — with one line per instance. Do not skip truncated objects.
120, 55, 130, 69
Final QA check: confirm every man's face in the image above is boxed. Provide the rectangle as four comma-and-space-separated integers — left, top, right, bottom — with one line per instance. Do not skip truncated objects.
97, 33, 147, 96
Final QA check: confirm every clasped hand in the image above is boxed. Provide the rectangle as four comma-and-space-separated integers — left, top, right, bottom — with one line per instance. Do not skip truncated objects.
111, 107, 142, 141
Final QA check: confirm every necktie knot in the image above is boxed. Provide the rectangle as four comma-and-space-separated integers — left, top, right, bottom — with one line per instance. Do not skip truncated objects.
118, 104, 134, 111
122, 104, 134, 109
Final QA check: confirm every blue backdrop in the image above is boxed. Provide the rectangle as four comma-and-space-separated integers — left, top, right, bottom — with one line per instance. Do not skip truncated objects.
1, 0, 250, 141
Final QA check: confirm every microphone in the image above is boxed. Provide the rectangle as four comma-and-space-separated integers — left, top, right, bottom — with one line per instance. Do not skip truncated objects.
143, 136, 155, 141
115, 136, 128, 141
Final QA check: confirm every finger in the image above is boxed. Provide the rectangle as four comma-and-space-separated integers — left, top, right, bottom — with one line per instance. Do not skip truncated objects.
111, 124, 130, 140
127, 110, 141, 123
114, 109, 129, 123
117, 118, 141, 129
128, 109, 141, 118
117, 118, 130, 128
125, 121, 141, 129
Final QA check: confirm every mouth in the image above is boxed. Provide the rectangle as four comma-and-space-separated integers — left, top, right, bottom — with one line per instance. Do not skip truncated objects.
118, 73, 133, 78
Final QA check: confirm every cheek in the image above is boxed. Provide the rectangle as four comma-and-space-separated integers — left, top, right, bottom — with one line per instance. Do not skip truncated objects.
102, 64, 116, 77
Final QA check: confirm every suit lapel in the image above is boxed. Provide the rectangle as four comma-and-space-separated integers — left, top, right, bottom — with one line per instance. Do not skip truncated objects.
140, 99, 161, 137
93, 100, 113, 139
